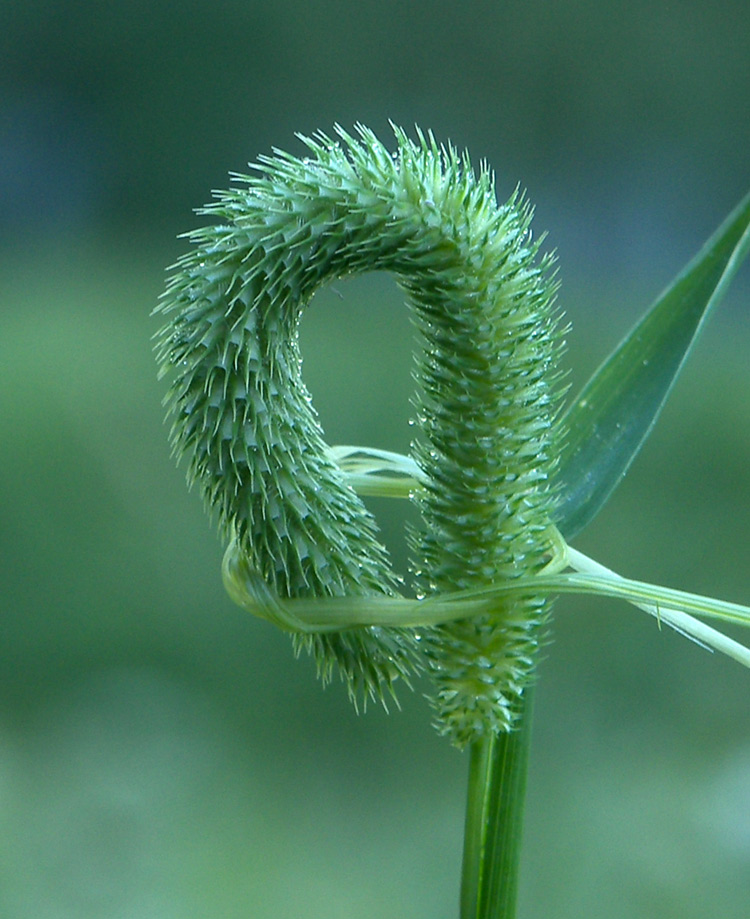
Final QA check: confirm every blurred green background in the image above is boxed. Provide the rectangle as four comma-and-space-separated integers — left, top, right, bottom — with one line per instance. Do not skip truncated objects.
1, 2, 749, 917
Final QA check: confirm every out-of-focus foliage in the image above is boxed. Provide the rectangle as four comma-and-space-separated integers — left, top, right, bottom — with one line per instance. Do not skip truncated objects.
2, 0, 749, 268
1, 2, 749, 916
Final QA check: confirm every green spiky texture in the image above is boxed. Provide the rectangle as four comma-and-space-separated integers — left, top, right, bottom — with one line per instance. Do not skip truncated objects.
401, 153, 563, 745
155, 124, 563, 732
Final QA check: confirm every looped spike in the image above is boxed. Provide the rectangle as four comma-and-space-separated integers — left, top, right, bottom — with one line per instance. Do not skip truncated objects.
156, 124, 563, 742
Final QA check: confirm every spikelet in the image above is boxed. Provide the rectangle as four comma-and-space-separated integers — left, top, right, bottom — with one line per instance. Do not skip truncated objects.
155, 124, 564, 740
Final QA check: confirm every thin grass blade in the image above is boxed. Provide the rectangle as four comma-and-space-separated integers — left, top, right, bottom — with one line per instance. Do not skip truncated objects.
556, 190, 750, 539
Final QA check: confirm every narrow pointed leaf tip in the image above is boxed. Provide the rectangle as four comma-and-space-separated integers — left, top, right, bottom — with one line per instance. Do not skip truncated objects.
556, 189, 750, 539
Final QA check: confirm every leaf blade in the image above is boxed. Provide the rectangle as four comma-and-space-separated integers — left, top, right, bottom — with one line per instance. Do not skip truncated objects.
556, 190, 750, 539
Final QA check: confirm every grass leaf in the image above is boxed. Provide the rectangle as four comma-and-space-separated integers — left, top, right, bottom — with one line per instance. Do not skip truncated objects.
555, 190, 750, 539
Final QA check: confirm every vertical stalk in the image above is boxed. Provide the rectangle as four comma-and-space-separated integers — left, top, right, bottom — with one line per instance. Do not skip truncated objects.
460, 690, 534, 919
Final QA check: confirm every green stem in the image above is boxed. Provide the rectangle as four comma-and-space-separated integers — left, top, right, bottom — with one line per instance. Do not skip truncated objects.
460, 690, 534, 919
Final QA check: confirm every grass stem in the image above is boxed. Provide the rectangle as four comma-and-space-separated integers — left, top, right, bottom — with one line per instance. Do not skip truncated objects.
460, 690, 534, 919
